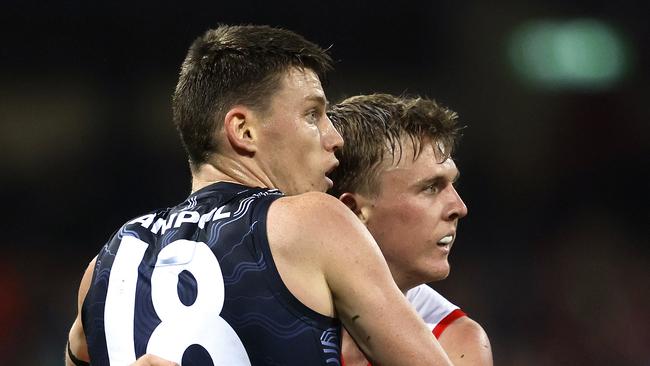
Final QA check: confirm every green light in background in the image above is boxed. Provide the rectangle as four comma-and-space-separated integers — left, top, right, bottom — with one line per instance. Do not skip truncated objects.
508, 18, 633, 91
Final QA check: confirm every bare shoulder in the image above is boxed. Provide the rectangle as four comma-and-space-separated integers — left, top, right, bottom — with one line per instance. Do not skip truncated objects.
269, 192, 370, 244
439, 316, 493, 365
268, 191, 379, 266
266, 192, 381, 316
270, 191, 354, 222
443, 316, 490, 342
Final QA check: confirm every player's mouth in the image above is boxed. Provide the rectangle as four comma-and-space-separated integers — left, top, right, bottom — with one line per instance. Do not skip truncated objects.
325, 176, 334, 189
325, 161, 339, 187
437, 234, 454, 249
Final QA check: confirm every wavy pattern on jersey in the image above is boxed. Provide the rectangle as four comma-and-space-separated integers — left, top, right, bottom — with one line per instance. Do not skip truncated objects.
93, 263, 111, 287
118, 227, 141, 240
83, 183, 340, 366
321, 327, 341, 365
231, 190, 281, 217
205, 197, 255, 248
233, 187, 254, 198
223, 251, 267, 285
225, 312, 313, 339
220, 221, 256, 261
233, 196, 256, 216
101, 242, 117, 257
182, 195, 198, 210
93, 244, 117, 286
160, 228, 179, 247
205, 190, 282, 249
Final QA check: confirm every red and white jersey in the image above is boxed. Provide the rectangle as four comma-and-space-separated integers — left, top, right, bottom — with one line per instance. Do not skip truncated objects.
341, 285, 466, 366
406, 284, 466, 338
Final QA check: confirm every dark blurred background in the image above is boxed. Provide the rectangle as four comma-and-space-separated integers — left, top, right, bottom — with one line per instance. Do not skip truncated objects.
1, 1, 648, 365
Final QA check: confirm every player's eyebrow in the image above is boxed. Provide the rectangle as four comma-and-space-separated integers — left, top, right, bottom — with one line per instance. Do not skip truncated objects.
413, 176, 442, 189
305, 94, 328, 108
414, 169, 460, 188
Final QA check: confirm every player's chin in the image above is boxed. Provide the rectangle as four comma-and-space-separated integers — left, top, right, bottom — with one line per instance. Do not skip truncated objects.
427, 263, 451, 281
435, 270, 451, 281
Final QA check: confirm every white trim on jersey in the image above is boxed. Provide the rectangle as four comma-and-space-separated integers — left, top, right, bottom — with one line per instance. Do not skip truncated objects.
406, 284, 460, 330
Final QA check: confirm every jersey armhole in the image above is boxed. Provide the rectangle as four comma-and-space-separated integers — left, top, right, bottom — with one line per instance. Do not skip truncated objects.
67, 340, 90, 366
432, 308, 466, 338
252, 196, 339, 329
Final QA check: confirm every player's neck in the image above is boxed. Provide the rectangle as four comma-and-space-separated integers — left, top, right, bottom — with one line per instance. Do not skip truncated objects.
191, 154, 273, 193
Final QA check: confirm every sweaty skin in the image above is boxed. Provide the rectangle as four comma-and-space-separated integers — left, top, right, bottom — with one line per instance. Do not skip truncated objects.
66, 70, 456, 366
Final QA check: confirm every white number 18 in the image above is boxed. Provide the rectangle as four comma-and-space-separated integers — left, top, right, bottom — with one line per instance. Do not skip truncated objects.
103, 236, 251, 365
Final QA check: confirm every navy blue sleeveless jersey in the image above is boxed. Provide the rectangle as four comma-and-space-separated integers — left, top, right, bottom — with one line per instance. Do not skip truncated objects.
82, 182, 342, 365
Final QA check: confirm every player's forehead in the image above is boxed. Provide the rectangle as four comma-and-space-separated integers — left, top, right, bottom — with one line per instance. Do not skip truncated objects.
383, 137, 448, 166
274, 67, 327, 104
378, 138, 458, 182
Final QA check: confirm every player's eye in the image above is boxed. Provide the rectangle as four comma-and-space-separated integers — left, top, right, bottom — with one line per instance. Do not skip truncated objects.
308, 110, 318, 122
424, 183, 440, 194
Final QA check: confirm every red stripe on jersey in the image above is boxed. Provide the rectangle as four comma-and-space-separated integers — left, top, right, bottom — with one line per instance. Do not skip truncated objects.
432, 308, 466, 338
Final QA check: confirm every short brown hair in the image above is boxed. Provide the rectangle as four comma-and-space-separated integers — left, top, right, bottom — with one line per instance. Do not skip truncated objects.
327, 94, 462, 197
172, 25, 333, 166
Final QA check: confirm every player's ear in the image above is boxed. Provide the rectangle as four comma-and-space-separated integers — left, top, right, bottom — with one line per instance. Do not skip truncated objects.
223, 106, 259, 155
339, 192, 372, 224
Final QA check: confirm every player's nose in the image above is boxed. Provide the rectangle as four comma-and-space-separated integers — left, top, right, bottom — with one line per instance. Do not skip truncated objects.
323, 115, 344, 152
447, 186, 468, 221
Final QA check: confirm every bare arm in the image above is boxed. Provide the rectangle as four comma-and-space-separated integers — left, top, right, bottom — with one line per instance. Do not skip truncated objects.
270, 193, 453, 366
438, 317, 492, 366
65, 257, 95, 366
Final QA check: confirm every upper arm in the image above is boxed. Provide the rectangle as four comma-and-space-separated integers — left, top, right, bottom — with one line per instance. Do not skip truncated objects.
438, 316, 493, 366
272, 193, 452, 366
66, 257, 96, 365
